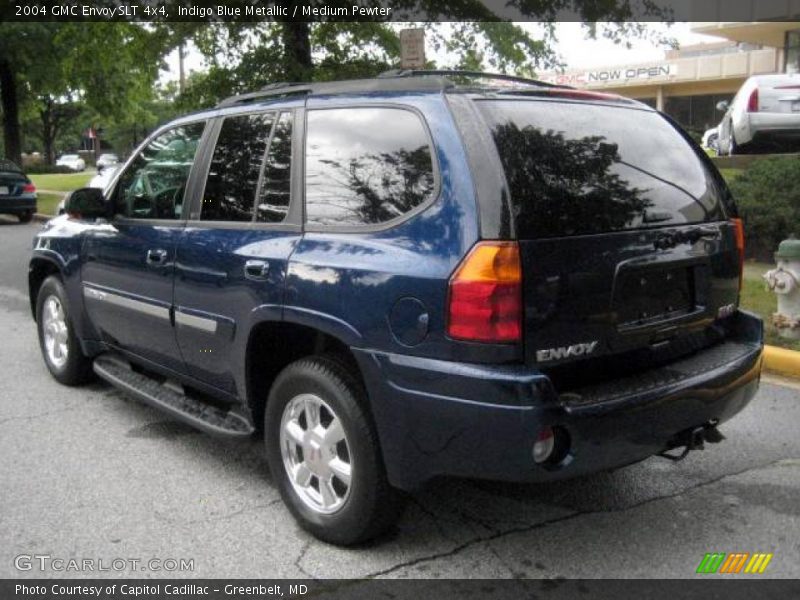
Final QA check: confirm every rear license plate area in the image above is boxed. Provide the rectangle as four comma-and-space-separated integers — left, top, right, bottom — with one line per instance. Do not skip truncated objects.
614, 267, 694, 327
0, 186, 8, 195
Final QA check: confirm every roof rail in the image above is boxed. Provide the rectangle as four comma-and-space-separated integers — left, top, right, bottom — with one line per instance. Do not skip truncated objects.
377, 69, 567, 89
216, 83, 312, 108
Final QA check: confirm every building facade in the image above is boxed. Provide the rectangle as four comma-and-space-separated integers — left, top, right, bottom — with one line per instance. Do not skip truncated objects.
541, 21, 800, 137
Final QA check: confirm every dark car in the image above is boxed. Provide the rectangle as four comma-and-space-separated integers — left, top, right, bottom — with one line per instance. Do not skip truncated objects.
0, 160, 37, 222
28, 71, 763, 545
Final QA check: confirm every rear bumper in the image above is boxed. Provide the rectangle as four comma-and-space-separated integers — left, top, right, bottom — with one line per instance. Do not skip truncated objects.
743, 112, 800, 143
354, 311, 763, 491
0, 196, 36, 214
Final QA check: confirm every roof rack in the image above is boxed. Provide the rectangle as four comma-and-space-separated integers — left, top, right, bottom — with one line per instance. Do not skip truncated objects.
377, 69, 568, 89
216, 83, 312, 108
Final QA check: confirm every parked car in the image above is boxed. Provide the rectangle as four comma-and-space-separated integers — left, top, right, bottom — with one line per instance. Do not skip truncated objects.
0, 159, 36, 222
717, 73, 800, 154
96, 153, 119, 171
56, 154, 86, 172
28, 72, 763, 546
58, 165, 119, 215
702, 126, 719, 154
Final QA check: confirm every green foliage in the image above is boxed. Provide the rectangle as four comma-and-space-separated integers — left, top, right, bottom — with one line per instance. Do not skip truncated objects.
171, 18, 674, 111
728, 157, 800, 259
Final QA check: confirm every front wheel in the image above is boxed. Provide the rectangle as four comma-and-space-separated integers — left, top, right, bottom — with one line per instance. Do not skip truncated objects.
265, 355, 404, 545
36, 276, 94, 385
18, 211, 32, 223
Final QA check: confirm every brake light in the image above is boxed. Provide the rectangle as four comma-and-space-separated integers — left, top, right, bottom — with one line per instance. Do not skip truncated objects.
447, 241, 522, 343
23, 183, 35, 193
731, 218, 745, 291
747, 88, 759, 112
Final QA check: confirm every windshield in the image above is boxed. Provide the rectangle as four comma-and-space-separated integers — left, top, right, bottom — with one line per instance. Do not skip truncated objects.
476, 99, 725, 238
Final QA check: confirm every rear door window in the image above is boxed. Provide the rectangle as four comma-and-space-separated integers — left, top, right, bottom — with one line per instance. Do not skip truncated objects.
304, 107, 436, 227
476, 99, 725, 238
201, 113, 275, 222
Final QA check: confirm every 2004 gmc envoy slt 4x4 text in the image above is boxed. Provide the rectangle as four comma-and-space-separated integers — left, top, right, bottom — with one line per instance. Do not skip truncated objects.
28, 71, 763, 545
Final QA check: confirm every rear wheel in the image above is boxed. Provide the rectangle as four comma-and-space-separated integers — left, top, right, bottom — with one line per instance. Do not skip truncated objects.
265, 355, 403, 545
18, 211, 32, 223
36, 276, 94, 385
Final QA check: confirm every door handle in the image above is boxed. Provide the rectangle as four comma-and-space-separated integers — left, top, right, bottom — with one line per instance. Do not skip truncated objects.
244, 259, 269, 281
146, 248, 168, 265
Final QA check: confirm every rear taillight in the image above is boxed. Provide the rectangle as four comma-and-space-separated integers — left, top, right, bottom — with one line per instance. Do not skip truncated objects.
747, 88, 759, 112
731, 218, 745, 291
447, 241, 522, 344
22, 183, 35, 193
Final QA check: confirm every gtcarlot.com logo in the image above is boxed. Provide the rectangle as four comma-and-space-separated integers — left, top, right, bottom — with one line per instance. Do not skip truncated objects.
696, 552, 774, 574
14, 554, 194, 573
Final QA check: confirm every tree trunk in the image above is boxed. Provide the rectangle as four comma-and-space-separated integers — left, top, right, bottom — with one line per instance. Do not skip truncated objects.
0, 59, 22, 165
40, 99, 55, 165
281, 20, 312, 82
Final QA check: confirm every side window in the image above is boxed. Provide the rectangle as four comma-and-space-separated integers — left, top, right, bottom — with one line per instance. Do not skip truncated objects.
256, 111, 292, 223
201, 113, 275, 222
305, 107, 436, 227
114, 122, 205, 220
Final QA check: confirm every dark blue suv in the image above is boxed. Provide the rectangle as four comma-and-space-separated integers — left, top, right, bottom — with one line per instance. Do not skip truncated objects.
29, 71, 763, 545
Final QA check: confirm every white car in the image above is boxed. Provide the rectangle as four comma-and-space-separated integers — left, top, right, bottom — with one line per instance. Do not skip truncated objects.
701, 126, 719, 154
56, 154, 86, 172
717, 73, 800, 155
96, 153, 119, 170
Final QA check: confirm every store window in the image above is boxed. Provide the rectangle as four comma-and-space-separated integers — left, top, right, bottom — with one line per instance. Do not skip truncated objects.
787, 30, 800, 74
664, 94, 731, 139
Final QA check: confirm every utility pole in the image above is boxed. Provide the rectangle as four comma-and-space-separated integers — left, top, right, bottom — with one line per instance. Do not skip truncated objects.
178, 41, 186, 95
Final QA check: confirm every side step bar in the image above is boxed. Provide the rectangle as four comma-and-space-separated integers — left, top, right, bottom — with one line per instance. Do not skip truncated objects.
93, 355, 254, 438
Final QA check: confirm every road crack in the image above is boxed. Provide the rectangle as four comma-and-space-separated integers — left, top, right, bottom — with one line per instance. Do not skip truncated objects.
364, 458, 788, 578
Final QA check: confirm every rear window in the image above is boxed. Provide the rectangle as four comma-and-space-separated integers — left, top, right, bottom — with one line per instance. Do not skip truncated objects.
476, 99, 725, 238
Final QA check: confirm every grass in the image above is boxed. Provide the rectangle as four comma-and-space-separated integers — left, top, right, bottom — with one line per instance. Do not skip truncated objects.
36, 192, 64, 216
718, 168, 744, 184
30, 171, 93, 192
739, 261, 800, 352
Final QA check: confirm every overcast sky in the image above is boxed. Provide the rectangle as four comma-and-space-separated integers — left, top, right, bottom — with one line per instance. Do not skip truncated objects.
162, 22, 725, 82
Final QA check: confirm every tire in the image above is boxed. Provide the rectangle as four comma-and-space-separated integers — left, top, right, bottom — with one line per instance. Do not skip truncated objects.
265, 355, 404, 545
36, 275, 94, 385
18, 211, 32, 223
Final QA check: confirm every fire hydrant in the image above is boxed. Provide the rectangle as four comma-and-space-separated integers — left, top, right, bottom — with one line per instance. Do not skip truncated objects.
764, 238, 800, 340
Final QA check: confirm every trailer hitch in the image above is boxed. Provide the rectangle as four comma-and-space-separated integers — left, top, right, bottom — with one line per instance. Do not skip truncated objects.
659, 424, 725, 462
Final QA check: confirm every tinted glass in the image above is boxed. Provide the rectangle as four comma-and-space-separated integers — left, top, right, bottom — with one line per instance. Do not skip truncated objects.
115, 122, 205, 220
305, 108, 435, 227
202, 113, 275, 222
257, 111, 292, 223
477, 100, 725, 238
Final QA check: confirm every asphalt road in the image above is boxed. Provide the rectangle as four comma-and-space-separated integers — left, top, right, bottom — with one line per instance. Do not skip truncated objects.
1, 216, 799, 580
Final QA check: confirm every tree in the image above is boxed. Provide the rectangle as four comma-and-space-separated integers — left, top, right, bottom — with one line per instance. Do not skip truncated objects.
0, 22, 169, 163
165, 1, 671, 109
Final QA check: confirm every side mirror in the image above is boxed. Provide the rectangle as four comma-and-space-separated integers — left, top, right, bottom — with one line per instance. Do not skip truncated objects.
716, 100, 730, 112
64, 187, 108, 220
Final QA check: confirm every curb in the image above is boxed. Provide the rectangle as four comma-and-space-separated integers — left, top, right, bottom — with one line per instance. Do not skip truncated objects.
763, 345, 800, 379
32, 213, 53, 223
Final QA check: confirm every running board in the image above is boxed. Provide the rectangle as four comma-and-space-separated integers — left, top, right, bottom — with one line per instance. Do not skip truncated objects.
93, 355, 254, 438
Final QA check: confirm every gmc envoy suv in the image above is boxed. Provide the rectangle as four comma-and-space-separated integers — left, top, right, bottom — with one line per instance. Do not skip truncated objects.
29, 71, 763, 545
